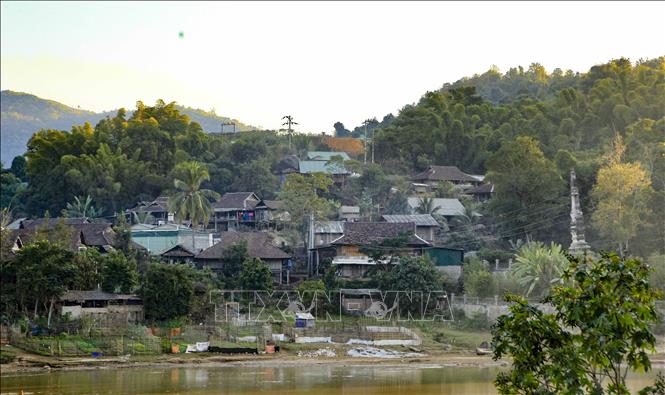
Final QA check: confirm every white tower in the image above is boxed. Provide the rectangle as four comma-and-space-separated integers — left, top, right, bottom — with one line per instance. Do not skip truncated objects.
569, 169, 591, 254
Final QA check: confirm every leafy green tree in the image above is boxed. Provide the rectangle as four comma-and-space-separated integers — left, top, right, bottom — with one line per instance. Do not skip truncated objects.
592, 135, 653, 256
462, 260, 497, 298
72, 249, 104, 290
140, 262, 195, 321
493, 253, 662, 394
486, 136, 564, 241
647, 254, 665, 296
239, 257, 273, 292
377, 255, 444, 292
101, 251, 138, 293
296, 280, 326, 311
278, 173, 337, 247
219, 242, 249, 288
10, 156, 27, 180
510, 242, 568, 298
13, 241, 76, 326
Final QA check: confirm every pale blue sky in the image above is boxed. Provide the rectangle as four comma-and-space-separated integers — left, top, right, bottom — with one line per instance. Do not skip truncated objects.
2, 1, 664, 132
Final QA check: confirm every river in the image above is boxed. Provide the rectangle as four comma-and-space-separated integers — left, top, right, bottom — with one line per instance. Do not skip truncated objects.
1, 365, 662, 394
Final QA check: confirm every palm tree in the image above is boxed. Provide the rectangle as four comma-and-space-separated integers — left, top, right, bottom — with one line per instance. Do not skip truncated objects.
132, 211, 155, 225
66, 195, 103, 218
510, 242, 569, 298
415, 196, 437, 215
168, 162, 220, 250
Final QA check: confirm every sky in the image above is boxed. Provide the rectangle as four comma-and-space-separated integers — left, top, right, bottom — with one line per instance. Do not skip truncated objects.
2, 1, 664, 133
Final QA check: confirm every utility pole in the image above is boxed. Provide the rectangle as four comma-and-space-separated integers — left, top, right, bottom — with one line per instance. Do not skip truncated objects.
282, 115, 298, 150
362, 119, 372, 164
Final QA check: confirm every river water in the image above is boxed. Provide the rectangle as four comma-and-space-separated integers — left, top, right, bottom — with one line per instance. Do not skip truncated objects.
1, 365, 662, 394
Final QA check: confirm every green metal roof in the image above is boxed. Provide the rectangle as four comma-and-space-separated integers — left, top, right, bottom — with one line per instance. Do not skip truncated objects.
298, 160, 349, 175
306, 151, 351, 161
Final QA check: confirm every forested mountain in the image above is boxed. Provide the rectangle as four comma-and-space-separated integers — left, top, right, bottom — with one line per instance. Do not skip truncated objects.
1, 57, 663, 257
373, 56, 664, 255
0, 91, 254, 162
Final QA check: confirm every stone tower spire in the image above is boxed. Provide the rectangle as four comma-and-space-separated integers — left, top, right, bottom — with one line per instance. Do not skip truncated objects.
569, 169, 591, 254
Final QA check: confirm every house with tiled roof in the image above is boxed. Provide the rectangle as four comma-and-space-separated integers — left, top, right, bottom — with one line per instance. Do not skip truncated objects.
329, 222, 430, 279
411, 165, 482, 188
195, 232, 292, 284
15, 218, 120, 253
211, 192, 261, 231
381, 214, 440, 243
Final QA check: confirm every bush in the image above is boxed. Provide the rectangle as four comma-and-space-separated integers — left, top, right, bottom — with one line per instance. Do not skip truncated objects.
464, 270, 496, 298
478, 248, 513, 265
461, 311, 491, 331
0, 353, 16, 364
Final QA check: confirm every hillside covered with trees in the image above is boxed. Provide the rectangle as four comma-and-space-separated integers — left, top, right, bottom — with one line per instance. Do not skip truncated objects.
0, 90, 255, 162
1, 57, 663, 258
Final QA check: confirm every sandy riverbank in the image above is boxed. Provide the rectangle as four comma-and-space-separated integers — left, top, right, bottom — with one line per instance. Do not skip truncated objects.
2, 344, 664, 376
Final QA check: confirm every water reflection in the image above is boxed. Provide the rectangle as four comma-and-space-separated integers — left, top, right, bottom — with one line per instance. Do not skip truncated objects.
1, 365, 662, 394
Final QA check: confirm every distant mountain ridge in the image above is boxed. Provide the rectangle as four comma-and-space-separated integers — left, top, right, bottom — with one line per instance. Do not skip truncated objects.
0, 90, 256, 162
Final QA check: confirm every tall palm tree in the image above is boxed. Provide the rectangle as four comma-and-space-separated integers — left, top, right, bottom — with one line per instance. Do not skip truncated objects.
168, 162, 220, 250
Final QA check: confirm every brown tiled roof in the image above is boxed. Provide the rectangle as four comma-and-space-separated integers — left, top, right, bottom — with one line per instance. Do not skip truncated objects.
212, 192, 259, 211
20, 217, 89, 229
331, 222, 430, 246
411, 166, 478, 183
79, 223, 117, 246
257, 200, 282, 210
14, 221, 118, 251
465, 183, 494, 194
16, 227, 82, 251
160, 244, 196, 257
127, 196, 169, 213
196, 232, 291, 260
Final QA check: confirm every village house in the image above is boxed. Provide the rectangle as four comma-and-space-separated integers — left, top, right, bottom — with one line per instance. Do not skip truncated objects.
59, 290, 144, 323
195, 232, 292, 284
330, 222, 431, 279
298, 150, 354, 184
12, 218, 120, 253
159, 244, 196, 264
130, 223, 214, 255
211, 192, 260, 231
306, 151, 351, 161
381, 214, 440, 244
464, 183, 495, 202
338, 206, 360, 222
126, 196, 172, 224
406, 197, 466, 219
411, 165, 482, 190
254, 199, 290, 227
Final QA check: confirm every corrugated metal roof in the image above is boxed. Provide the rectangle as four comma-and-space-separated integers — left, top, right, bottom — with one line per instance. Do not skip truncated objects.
306, 151, 351, 161
382, 214, 439, 226
298, 160, 349, 175
407, 197, 466, 217
314, 221, 344, 234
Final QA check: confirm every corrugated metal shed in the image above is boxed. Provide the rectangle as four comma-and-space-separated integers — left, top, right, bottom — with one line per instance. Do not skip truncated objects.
382, 214, 439, 226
